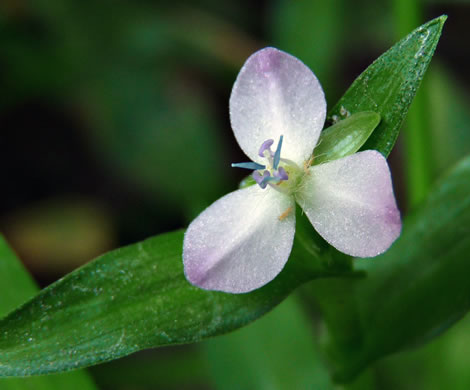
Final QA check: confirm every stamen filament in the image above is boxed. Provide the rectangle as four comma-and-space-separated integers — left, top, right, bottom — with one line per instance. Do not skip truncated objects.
261, 176, 280, 186
273, 135, 283, 170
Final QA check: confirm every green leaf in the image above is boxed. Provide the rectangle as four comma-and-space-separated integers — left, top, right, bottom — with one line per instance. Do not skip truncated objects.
313, 112, 380, 165
0, 230, 333, 378
0, 236, 97, 390
238, 174, 257, 189
323, 153, 470, 382
0, 236, 38, 315
329, 15, 446, 157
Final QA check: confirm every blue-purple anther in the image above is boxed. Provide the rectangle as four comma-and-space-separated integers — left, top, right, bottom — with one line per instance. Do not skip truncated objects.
273, 166, 288, 181
232, 135, 289, 189
258, 139, 274, 157
253, 170, 271, 189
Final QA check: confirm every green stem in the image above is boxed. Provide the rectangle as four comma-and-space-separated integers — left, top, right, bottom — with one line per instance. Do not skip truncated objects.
393, 0, 433, 209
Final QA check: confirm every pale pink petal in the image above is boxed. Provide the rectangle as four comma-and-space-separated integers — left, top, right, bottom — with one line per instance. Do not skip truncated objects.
183, 185, 295, 293
297, 151, 401, 257
229, 47, 326, 166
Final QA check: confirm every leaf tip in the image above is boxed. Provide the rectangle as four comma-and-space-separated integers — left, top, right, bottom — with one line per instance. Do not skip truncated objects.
427, 14, 448, 33
364, 111, 381, 127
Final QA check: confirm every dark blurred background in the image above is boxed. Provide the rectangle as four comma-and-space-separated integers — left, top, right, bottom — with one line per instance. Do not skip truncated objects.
1, 1, 470, 389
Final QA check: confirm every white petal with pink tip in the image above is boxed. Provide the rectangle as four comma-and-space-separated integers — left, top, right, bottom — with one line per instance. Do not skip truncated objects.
229, 47, 326, 166
183, 185, 295, 293
297, 151, 401, 257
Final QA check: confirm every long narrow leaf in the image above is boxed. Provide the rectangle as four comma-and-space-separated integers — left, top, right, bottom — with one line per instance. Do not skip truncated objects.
0, 236, 97, 389
329, 15, 446, 157
0, 230, 327, 377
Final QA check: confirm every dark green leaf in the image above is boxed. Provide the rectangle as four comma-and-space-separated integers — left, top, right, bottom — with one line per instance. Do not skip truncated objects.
0, 236, 38, 315
0, 230, 337, 377
0, 236, 97, 390
322, 153, 470, 382
313, 112, 380, 165
329, 15, 446, 157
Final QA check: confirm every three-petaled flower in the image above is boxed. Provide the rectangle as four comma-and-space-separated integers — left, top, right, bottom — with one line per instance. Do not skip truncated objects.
183, 47, 401, 293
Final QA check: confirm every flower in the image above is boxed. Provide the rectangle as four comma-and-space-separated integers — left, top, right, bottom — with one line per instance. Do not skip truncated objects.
183, 47, 401, 294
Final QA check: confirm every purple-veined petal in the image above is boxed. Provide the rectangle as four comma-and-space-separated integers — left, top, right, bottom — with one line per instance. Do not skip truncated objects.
296, 150, 401, 257
183, 185, 295, 293
229, 47, 326, 166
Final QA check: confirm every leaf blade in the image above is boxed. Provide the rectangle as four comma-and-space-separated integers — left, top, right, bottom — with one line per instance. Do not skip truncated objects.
329, 15, 446, 157
0, 236, 97, 390
0, 236, 38, 315
0, 230, 321, 377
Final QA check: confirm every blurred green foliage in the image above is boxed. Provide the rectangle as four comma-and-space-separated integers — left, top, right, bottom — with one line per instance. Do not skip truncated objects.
1, 0, 470, 389
204, 295, 333, 390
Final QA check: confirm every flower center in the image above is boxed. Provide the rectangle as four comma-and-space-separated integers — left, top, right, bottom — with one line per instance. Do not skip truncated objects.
232, 136, 302, 193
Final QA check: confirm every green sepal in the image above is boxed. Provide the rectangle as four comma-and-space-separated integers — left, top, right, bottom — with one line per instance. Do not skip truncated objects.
313, 112, 380, 165
239, 174, 257, 189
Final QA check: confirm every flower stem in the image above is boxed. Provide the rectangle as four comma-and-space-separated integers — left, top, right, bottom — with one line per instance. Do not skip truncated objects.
393, 0, 433, 209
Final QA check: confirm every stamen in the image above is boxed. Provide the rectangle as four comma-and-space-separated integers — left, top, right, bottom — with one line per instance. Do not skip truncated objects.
278, 206, 293, 221
273, 166, 288, 181
253, 170, 270, 189
273, 135, 283, 170
232, 162, 266, 170
253, 171, 281, 189
262, 176, 281, 186
258, 139, 274, 157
